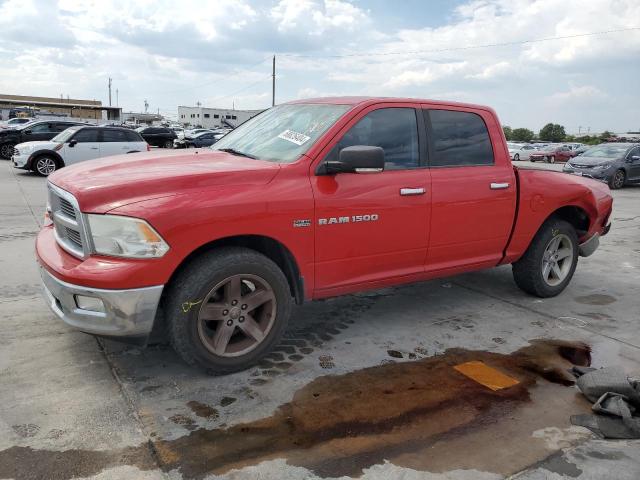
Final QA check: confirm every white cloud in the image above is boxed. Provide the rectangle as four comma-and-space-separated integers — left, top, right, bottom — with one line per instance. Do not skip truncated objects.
0, 0, 638, 130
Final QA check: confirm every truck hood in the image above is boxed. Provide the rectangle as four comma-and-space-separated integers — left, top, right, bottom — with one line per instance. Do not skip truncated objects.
49, 149, 281, 213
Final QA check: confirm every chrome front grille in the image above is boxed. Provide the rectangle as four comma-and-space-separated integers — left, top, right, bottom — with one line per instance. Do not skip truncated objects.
48, 183, 89, 259
59, 197, 76, 219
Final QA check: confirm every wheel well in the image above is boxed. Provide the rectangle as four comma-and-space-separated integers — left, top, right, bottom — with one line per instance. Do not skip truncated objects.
550, 206, 590, 238
32, 150, 64, 168
168, 235, 304, 304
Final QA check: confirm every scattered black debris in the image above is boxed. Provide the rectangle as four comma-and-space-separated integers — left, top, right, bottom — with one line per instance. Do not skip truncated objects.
387, 350, 403, 359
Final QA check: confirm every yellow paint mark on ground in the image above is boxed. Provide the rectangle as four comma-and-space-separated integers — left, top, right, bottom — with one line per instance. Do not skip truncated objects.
453, 361, 520, 391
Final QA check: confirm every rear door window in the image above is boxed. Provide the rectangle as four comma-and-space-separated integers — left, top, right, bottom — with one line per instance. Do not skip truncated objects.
426, 109, 494, 167
101, 130, 128, 142
124, 130, 143, 142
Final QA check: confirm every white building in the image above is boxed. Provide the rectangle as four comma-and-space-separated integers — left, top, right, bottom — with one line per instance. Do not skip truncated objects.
177, 106, 262, 129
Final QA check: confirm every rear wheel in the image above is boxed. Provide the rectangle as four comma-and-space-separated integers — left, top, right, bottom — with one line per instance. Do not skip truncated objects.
163, 140, 173, 149
33, 155, 58, 176
0, 142, 16, 159
608, 169, 626, 189
165, 247, 292, 374
512, 218, 579, 297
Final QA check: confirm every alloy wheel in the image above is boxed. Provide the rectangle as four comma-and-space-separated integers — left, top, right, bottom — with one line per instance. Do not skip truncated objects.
612, 170, 625, 189
541, 234, 574, 286
197, 274, 277, 357
35, 157, 57, 175
0, 143, 15, 159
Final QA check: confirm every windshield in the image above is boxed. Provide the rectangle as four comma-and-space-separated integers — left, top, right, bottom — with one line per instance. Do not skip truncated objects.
212, 103, 350, 163
52, 128, 79, 143
581, 144, 630, 158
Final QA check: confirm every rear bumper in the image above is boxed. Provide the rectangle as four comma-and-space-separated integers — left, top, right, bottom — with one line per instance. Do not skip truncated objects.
40, 267, 163, 340
578, 233, 600, 257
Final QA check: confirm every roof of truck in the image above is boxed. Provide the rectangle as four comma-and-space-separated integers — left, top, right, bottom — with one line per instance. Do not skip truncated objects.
285, 96, 493, 112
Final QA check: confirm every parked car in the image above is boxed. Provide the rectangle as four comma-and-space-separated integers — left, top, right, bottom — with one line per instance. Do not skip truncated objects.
529, 144, 576, 163
0, 120, 85, 159
185, 128, 213, 136
37, 97, 612, 373
173, 131, 219, 149
573, 145, 591, 156
135, 126, 176, 148
563, 143, 640, 189
0, 118, 32, 129
12, 126, 149, 176
507, 142, 538, 161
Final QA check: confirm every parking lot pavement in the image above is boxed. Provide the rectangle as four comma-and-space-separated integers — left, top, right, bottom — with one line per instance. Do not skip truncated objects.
1, 161, 639, 480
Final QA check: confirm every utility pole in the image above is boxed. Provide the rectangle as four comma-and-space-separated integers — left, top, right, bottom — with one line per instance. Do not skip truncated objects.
272, 55, 276, 107
116, 89, 119, 107
108, 77, 112, 106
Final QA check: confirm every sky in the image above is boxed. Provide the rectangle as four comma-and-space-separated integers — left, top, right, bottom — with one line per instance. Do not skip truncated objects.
0, 0, 639, 133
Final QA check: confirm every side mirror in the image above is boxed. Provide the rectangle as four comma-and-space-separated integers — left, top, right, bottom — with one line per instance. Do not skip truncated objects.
631, 155, 640, 161
24, 130, 31, 135
324, 146, 384, 175
68, 139, 77, 147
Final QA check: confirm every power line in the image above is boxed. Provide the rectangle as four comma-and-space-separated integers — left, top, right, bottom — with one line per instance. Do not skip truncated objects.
154, 56, 272, 95
279, 26, 640, 59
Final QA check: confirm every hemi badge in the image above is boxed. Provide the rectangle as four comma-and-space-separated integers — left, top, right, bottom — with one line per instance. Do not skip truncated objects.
293, 219, 311, 228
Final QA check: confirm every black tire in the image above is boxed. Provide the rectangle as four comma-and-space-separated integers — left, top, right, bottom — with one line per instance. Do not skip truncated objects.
32, 155, 59, 176
512, 217, 579, 298
163, 140, 173, 149
514, 154, 520, 161
608, 169, 626, 189
165, 247, 292, 374
0, 142, 16, 159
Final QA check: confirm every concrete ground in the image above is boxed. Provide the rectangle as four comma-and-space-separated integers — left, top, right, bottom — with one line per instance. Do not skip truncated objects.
0, 159, 638, 480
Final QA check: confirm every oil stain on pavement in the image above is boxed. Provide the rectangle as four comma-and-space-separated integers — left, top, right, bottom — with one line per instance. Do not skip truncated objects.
0, 340, 593, 480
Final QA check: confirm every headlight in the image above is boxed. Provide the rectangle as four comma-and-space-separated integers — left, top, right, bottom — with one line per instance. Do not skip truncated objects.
87, 214, 169, 258
593, 163, 612, 170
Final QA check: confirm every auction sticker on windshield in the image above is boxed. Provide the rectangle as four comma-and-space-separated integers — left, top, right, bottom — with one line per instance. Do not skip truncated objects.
278, 130, 311, 146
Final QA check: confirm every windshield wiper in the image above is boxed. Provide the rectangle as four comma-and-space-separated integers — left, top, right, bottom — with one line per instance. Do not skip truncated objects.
217, 148, 257, 159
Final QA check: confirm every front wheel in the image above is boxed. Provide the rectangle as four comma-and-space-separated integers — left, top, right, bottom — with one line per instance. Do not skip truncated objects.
165, 247, 292, 373
514, 154, 520, 161
548, 155, 556, 164
512, 218, 579, 297
608, 169, 626, 189
33, 155, 58, 176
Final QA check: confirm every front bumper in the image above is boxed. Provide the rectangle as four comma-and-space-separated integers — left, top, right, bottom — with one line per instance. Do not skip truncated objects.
40, 267, 163, 341
563, 165, 612, 182
12, 152, 30, 169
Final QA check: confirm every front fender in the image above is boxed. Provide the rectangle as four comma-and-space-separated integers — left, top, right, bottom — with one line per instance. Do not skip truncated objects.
28, 149, 64, 169
503, 168, 613, 264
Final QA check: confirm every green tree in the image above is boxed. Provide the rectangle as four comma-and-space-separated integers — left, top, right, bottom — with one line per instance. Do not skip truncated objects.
539, 123, 566, 142
503, 126, 513, 140
511, 128, 535, 142
599, 130, 614, 141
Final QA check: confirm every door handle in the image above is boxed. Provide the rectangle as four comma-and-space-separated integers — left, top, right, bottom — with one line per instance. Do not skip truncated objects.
400, 187, 426, 196
490, 182, 510, 190
90, 147, 99, 150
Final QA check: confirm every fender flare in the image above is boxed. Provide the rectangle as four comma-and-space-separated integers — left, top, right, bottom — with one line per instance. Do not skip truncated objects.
28, 150, 65, 170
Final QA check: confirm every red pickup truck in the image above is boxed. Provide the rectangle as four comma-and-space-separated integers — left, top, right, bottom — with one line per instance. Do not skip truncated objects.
37, 97, 613, 373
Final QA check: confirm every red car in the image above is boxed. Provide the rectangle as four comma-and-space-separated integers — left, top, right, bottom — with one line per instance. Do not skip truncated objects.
529, 144, 576, 163
37, 97, 613, 373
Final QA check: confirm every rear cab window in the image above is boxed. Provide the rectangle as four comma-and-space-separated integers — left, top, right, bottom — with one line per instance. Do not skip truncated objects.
424, 109, 494, 167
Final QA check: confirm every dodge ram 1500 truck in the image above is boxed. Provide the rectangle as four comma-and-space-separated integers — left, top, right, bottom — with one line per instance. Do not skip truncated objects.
36, 97, 613, 373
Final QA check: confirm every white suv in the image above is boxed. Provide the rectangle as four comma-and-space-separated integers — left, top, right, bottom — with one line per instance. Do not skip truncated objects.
12, 126, 149, 176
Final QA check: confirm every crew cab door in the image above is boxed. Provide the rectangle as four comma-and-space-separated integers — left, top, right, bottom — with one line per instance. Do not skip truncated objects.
422, 106, 517, 271
63, 128, 101, 165
311, 104, 431, 295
